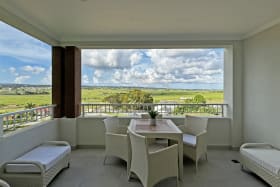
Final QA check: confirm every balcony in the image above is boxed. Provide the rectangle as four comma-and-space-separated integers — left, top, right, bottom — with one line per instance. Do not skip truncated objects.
1, 0, 280, 186
0, 111, 265, 187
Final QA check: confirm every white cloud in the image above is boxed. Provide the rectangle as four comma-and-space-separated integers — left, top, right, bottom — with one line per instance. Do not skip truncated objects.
41, 68, 51, 85
22, 65, 45, 74
0, 21, 51, 64
145, 49, 223, 84
82, 48, 224, 87
82, 49, 143, 69
82, 75, 90, 84
9, 67, 16, 73
9, 67, 19, 76
14, 75, 30, 84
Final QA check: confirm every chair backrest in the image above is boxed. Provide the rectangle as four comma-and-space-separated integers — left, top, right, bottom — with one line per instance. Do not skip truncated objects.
128, 127, 148, 181
103, 116, 125, 134
184, 115, 208, 135
141, 113, 163, 119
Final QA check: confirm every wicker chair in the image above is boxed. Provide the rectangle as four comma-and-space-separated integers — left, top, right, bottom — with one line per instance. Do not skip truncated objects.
178, 115, 208, 170
103, 117, 130, 172
128, 127, 179, 187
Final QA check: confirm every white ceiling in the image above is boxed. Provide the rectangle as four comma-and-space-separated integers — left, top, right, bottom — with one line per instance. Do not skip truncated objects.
1, 0, 280, 46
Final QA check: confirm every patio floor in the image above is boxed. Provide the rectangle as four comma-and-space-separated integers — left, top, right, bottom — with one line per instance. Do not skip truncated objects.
49, 149, 269, 187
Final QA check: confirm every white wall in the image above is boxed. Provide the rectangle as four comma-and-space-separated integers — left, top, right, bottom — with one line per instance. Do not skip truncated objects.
58, 118, 77, 147
224, 43, 243, 148
75, 117, 231, 148
0, 119, 58, 164
243, 24, 280, 148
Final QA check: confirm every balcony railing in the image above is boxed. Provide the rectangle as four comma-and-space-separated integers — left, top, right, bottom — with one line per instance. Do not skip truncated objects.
81, 103, 227, 117
0, 105, 56, 136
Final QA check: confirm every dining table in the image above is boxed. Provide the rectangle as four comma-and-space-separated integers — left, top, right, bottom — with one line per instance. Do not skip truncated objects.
129, 118, 183, 181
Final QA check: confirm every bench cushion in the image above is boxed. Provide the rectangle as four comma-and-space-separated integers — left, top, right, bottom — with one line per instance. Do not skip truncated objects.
183, 134, 196, 147
5, 144, 71, 173
241, 147, 280, 175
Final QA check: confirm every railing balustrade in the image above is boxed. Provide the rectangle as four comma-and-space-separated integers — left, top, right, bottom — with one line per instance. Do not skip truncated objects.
0, 105, 56, 135
81, 103, 227, 117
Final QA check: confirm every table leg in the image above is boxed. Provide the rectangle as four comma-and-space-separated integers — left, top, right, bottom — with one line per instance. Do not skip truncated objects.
178, 138, 184, 181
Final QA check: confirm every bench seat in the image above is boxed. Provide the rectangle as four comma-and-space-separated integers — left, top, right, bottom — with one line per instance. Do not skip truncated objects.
6, 144, 71, 173
0, 141, 71, 187
240, 143, 280, 187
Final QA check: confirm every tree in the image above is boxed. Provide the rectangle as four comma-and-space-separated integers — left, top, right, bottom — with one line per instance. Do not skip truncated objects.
104, 89, 153, 104
193, 94, 206, 104
103, 89, 154, 111
174, 94, 207, 115
25, 102, 36, 109
127, 90, 153, 104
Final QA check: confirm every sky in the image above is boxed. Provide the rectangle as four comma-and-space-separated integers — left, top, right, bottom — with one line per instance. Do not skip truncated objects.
0, 21, 224, 90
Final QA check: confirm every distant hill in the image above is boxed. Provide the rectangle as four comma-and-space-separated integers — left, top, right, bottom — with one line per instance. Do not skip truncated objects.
0, 83, 222, 91
0, 83, 51, 88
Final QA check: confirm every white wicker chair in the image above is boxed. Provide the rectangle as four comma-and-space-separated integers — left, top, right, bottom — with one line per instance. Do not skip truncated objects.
103, 117, 130, 171
0, 179, 10, 187
128, 127, 179, 187
178, 115, 208, 170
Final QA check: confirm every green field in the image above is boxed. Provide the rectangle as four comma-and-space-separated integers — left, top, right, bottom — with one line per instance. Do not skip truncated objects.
0, 87, 223, 114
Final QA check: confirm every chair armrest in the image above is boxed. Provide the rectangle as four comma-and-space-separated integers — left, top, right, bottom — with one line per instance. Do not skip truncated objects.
196, 130, 207, 137
149, 144, 178, 162
240, 143, 273, 149
0, 179, 10, 187
106, 132, 127, 138
44, 141, 70, 147
105, 133, 128, 145
1, 161, 45, 174
196, 130, 207, 146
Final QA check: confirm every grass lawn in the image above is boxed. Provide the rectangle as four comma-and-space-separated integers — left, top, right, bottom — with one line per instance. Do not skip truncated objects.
0, 88, 223, 114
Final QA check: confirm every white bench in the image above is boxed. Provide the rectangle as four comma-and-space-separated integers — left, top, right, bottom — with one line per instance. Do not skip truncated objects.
240, 143, 280, 187
0, 141, 71, 187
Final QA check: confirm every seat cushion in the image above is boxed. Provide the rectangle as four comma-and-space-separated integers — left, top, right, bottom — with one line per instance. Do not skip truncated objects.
241, 147, 280, 175
6, 144, 71, 173
183, 134, 196, 147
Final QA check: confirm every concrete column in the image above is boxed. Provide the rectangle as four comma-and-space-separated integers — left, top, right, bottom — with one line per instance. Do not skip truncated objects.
0, 116, 3, 137
224, 41, 244, 148
64, 46, 81, 118
52, 46, 65, 118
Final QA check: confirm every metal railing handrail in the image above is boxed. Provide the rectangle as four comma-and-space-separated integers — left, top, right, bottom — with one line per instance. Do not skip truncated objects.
0, 105, 56, 117
0, 105, 56, 136
81, 103, 228, 117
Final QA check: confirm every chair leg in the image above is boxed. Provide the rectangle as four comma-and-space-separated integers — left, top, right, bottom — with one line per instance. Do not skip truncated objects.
128, 171, 132, 180
205, 153, 208, 161
195, 160, 198, 172
176, 176, 179, 187
103, 156, 107, 165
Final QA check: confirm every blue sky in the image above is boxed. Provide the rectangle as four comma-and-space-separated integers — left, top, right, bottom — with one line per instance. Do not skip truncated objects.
0, 21, 224, 89
0, 21, 51, 85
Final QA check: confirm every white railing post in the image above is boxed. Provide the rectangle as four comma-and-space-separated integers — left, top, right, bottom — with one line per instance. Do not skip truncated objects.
82, 104, 85, 117
50, 106, 54, 119
0, 115, 3, 137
